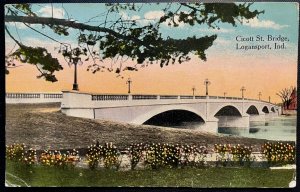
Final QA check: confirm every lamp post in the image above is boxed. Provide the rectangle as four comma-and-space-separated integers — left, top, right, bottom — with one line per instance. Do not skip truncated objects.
269, 96, 271, 103
69, 48, 83, 91
71, 57, 82, 91
258, 92, 262, 100
72, 62, 79, 91
240, 86, 246, 99
204, 78, 211, 96
224, 92, 227, 98
192, 86, 196, 96
126, 78, 132, 94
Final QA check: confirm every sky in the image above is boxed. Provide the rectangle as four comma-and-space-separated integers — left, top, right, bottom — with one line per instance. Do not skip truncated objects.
5, 2, 299, 103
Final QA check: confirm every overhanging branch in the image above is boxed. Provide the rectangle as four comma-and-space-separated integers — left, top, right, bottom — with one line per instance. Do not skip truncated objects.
5, 15, 152, 49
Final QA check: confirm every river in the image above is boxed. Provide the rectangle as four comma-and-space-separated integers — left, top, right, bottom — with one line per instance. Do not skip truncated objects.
218, 115, 296, 141
153, 115, 296, 142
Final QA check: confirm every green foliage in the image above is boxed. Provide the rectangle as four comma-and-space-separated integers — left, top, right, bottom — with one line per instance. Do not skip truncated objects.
159, 3, 263, 28
5, 2, 263, 81
5, 55, 15, 75
11, 45, 63, 82
9, 4, 37, 17
262, 142, 295, 166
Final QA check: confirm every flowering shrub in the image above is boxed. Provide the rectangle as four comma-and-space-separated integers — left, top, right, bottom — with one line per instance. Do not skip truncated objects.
179, 145, 208, 168
39, 149, 80, 167
214, 144, 232, 167
262, 142, 295, 166
214, 144, 255, 167
231, 145, 254, 166
6, 143, 25, 162
86, 144, 102, 170
128, 143, 146, 170
144, 143, 181, 169
22, 148, 37, 165
102, 143, 121, 170
86, 142, 121, 170
128, 143, 208, 170
7, 141, 295, 170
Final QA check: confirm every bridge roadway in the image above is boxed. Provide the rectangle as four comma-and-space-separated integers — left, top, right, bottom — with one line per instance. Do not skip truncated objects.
61, 91, 280, 133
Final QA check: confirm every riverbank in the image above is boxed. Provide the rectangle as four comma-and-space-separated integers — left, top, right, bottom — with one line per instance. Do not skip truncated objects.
5, 103, 293, 151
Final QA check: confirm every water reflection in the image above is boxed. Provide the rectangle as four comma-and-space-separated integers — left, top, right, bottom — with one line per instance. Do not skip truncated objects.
249, 128, 259, 133
218, 116, 296, 141
265, 122, 269, 126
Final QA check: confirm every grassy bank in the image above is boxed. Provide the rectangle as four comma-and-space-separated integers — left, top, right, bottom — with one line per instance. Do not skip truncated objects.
6, 161, 294, 187
6, 103, 282, 151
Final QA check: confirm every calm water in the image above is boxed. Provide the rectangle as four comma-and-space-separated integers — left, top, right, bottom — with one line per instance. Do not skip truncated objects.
218, 116, 296, 141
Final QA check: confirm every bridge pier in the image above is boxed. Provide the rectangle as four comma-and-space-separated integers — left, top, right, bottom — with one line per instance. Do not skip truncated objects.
265, 112, 277, 120
249, 113, 265, 122
216, 115, 250, 128
196, 118, 219, 133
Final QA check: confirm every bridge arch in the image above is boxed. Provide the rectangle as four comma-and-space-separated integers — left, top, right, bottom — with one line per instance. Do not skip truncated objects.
271, 107, 275, 113
131, 105, 206, 125
143, 109, 205, 127
213, 105, 249, 128
262, 106, 269, 113
246, 105, 259, 115
212, 105, 243, 117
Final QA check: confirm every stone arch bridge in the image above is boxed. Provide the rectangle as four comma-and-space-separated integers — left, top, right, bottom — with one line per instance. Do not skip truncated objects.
61, 91, 280, 133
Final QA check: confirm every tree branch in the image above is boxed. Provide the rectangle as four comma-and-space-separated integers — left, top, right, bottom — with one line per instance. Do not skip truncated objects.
5, 15, 153, 49
5, 25, 22, 47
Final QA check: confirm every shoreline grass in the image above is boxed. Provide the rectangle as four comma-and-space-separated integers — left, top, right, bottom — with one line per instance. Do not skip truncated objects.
6, 160, 294, 187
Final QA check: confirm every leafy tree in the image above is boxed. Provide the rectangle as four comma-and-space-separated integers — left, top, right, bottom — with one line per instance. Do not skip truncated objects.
5, 3, 263, 82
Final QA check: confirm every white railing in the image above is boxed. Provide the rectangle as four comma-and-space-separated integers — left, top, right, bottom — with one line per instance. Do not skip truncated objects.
89, 94, 272, 104
180, 95, 194, 99
91, 94, 128, 101
7, 91, 275, 105
132, 95, 158, 100
6, 92, 62, 104
160, 95, 179, 99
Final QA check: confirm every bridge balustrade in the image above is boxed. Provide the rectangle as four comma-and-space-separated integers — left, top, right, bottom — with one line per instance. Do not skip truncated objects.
209, 96, 218, 99
91, 95, 128, 101
44, 94, 63, 98
195, 96, 206, 99
132, 95, 158, 100
6, 93, 41, 99
160, 95, 178, 99
180, 96, 193, 99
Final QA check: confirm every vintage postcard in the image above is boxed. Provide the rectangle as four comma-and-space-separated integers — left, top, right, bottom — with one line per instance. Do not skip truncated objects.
4, 1, 298, 188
